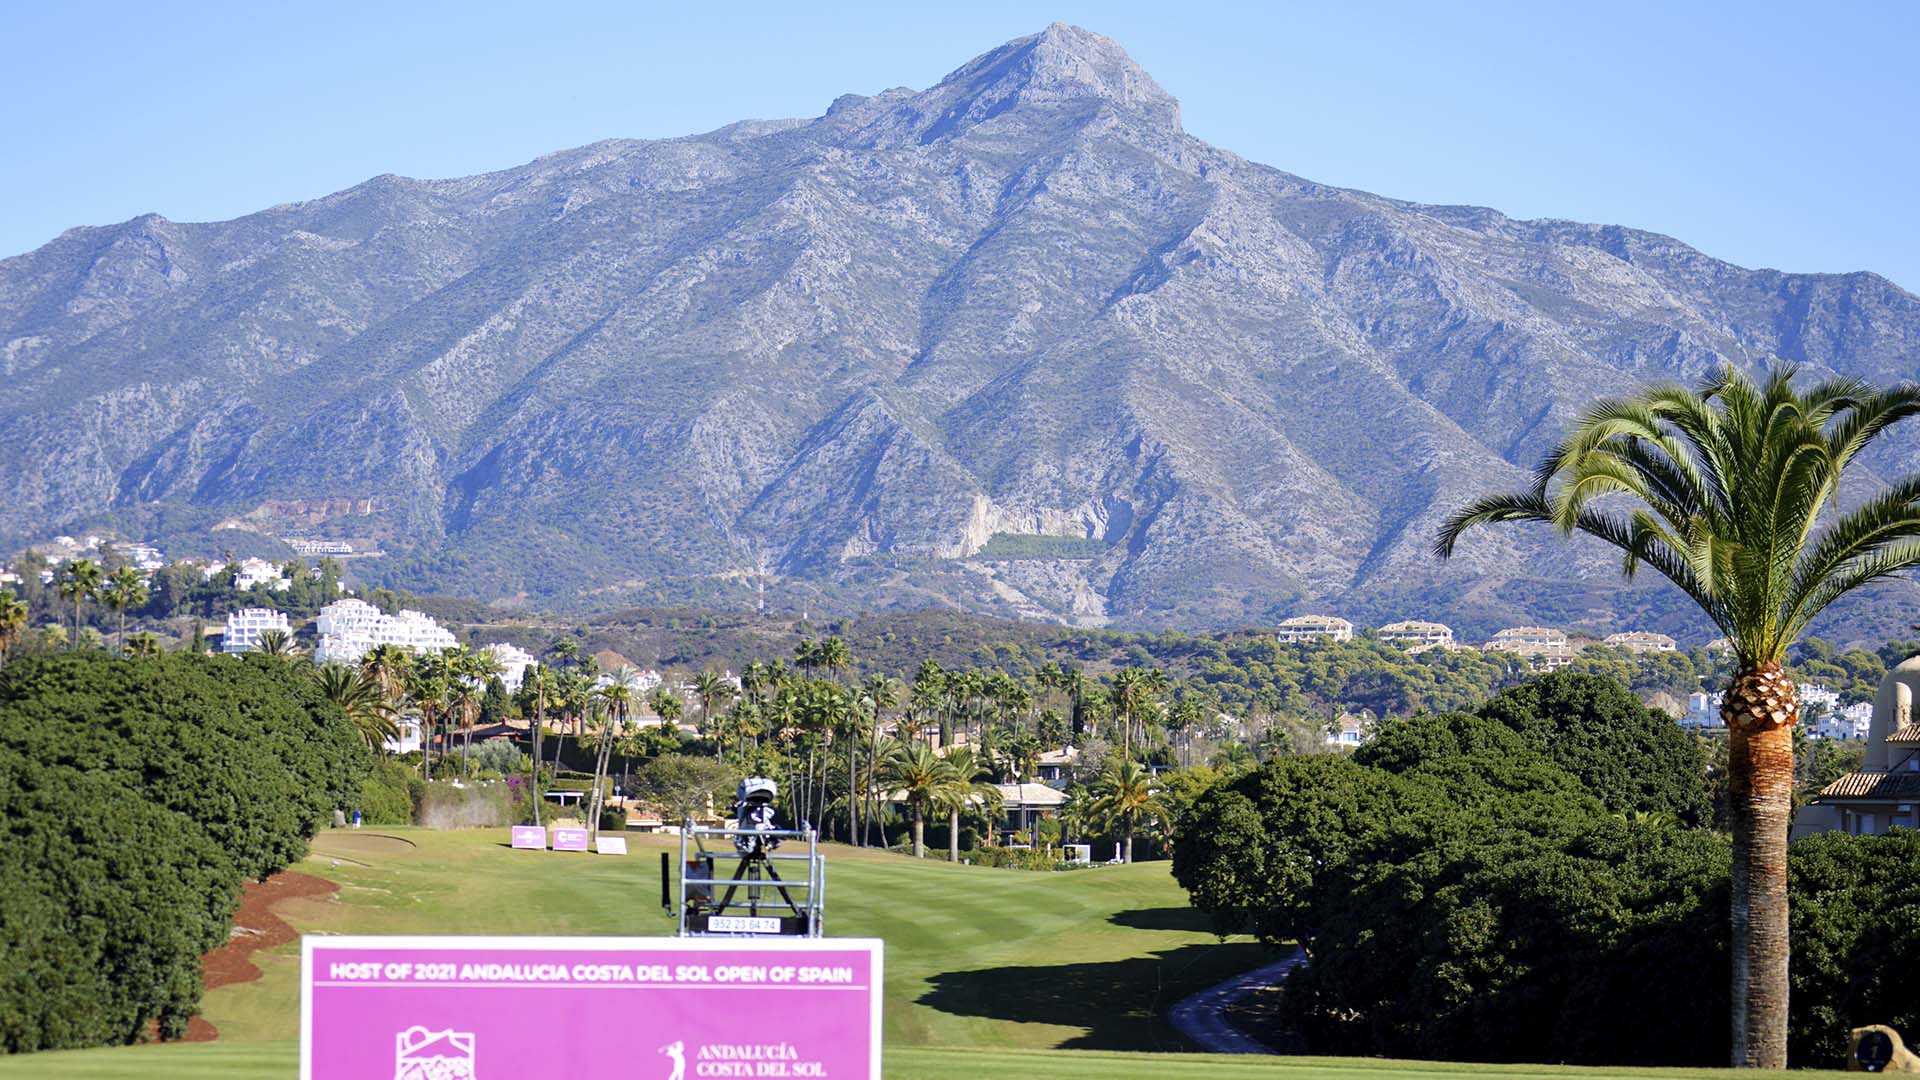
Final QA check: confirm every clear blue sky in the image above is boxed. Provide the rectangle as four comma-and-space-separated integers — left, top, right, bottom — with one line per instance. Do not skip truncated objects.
4, 1, 1916, 291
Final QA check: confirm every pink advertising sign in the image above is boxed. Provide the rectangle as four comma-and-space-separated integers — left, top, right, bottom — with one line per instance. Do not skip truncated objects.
551, 827, 590, 851
302, 935, 882, 1079
509, 825, 545, 850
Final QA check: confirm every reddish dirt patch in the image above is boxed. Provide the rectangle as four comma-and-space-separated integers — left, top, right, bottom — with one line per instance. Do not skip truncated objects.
183, 870, 339, 1042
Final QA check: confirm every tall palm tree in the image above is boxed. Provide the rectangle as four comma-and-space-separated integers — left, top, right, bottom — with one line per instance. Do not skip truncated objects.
1085, 759, 1166, 864
0, 590, 27, 670
521, 663, 550, 825
56, 558, 102, 649
691, 669, 736, 759
1436, 364, 1920, 1069
859, 674, 900, 847
1167, 697, 1206, 768
816, 636, 851, 685
879, 738, 947, 858
314, 664, 400, 751
407, 651, 452, 779
1108, 667, 1165, 760
358, 643, 412, 709
937, 746, 1002, 862
589, 668, 642, 842
98, 566, 148, 654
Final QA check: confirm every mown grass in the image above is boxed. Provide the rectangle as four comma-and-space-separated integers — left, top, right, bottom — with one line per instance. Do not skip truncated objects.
0, 828, 1853, 1078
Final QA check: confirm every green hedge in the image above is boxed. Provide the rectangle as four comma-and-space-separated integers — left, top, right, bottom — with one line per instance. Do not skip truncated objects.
0, 654, 366, 1053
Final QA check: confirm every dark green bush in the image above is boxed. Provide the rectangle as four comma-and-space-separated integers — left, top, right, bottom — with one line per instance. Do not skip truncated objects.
357, 758, 417, 826
1176, 700, 1920, 1068
1788, 830, 1920, 1065
0, 653, 367, 1053
1474, 671, 1710, 825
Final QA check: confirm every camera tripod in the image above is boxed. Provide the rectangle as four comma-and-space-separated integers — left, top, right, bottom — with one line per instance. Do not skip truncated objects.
668, 823, 824, 937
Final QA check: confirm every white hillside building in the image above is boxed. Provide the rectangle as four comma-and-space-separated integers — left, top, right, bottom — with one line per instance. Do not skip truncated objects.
314, 598, 457, 664
481, 642, 538, 691
1484, 626, 1573, 669
232, 557, 291, 592
1378, 620, 1455, 654
1275, 615, 1353, 644
222, 608, 290, 654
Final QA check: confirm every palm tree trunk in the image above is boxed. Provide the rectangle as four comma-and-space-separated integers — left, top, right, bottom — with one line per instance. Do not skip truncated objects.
530, 695, 544, 826
1723, 665, 1795, 1069
866, 714, 884, 847
1123, 818, 1134, 864
912, 807, 925, 858
949, 806, 961, 863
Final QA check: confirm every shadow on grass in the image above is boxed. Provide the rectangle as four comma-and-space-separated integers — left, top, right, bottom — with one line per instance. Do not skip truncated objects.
1106, 906, 1216, 932
916, 940, 1272, 1051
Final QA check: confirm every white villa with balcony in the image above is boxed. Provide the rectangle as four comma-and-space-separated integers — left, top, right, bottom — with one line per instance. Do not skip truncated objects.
1484, 626, 1573, 669
1605, 630, 1678, 653
1378, 620, 1455, 654
1276, 615, 1354, 644
315, 598, 457, 664
222, 608, 290, 654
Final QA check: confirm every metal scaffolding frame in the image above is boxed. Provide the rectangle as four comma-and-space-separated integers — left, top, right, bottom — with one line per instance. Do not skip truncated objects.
668, 823, 824, 938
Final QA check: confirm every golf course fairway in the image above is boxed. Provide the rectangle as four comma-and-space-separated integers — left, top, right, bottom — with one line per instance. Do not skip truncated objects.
0, 828, 1851, 1078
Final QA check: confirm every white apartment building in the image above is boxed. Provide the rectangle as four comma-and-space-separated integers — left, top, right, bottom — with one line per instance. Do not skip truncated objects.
1378, 620, 1455, 654
1814, 702, 1874, 741
209, 557, 291, 592
222, 608, 290, 654
1605, 630, 1678, 654
1275, 615, 1354, 644
1484, 626, 1573, 670
314, 598, 457, 665
481, 642, 538, 691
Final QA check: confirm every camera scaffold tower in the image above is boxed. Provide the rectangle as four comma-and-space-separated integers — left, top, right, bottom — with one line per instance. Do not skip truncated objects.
663, 778, 825, 938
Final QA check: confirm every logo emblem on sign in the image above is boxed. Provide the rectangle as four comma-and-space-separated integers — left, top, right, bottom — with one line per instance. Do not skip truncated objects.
661, 1039, 686, 1080
394, 1025, 477, 1079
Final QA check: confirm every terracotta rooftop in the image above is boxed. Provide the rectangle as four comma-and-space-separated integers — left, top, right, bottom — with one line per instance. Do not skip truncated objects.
1819, 771, 1920, 800
1888, 725, 1920, 746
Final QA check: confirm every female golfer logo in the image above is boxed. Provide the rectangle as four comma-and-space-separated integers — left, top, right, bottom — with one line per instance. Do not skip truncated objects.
660, 1040, 685, 1080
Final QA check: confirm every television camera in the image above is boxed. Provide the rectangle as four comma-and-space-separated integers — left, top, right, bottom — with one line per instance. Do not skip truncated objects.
663, 777, 824, 937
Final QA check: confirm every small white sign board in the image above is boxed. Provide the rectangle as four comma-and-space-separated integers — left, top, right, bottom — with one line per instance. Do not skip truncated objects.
1064, 844, 1091, 864
595, 835, 628, 855
709, 915, 783, 934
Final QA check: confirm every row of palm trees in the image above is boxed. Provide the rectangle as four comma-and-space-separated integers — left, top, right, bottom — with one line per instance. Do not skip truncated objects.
46, 559, 150, 655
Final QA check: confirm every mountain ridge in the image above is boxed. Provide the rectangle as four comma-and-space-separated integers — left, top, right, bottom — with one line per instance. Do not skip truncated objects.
5, 24, 1919, 638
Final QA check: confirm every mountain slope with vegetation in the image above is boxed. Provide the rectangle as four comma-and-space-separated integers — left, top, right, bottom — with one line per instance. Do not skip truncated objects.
4, 24, 1919, 632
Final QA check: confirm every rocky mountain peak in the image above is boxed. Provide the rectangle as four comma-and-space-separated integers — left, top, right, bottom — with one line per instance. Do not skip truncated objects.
3, 26, 1918, 638
904, 23, 1181, 141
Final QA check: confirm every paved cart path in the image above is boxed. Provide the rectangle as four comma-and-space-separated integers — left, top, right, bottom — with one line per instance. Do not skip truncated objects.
1168, 947, 1305, 1054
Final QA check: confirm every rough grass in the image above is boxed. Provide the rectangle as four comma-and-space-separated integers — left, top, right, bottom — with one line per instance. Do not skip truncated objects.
0, 828, 1853, 1078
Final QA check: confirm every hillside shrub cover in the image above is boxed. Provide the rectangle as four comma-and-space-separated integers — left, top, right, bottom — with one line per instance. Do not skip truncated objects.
0, 654, 365, 1053
1175, 692, 1909, 1068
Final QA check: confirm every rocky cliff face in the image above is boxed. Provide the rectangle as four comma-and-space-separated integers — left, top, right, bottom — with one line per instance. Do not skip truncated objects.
5, 23, 1919, 634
